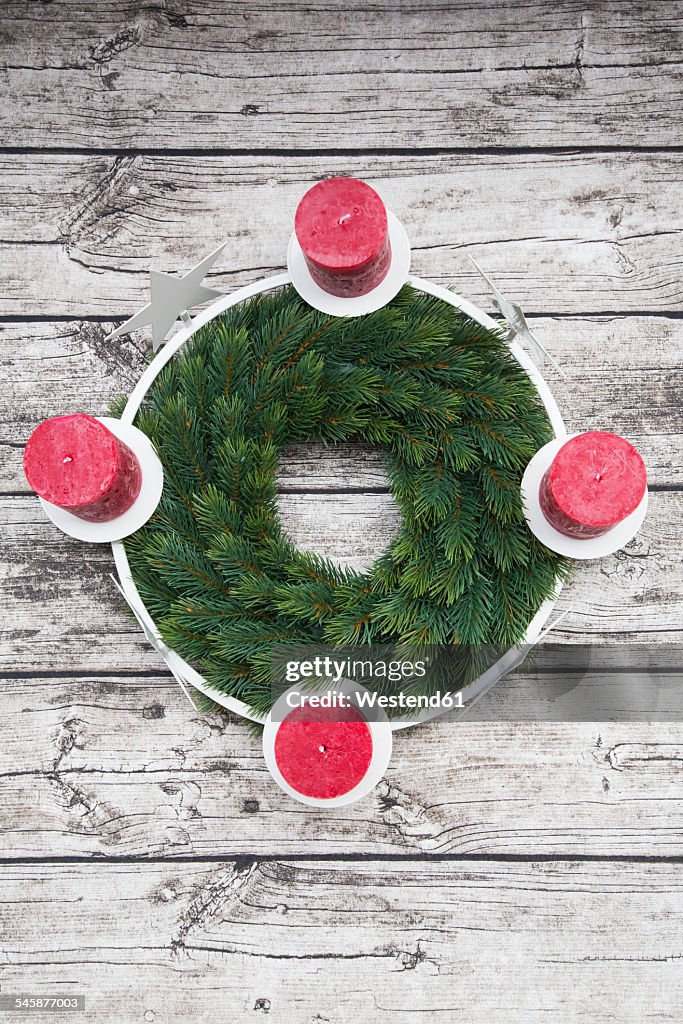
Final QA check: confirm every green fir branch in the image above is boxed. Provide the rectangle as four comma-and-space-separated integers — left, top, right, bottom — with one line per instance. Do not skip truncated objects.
122, 284, 571, 719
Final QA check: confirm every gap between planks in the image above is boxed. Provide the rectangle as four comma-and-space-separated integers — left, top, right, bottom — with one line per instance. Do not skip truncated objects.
5, 145, 683, 158
1, 852, 683, 865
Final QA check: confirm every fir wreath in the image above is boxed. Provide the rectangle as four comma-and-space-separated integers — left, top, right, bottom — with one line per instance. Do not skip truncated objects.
121, 284, 570, 717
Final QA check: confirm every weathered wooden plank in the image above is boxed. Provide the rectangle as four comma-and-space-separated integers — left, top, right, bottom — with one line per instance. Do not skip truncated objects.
2, 314, 680, 492
9, 0, 683, 76
1, 674, 683, 857
0, 486, 681, 677
1, 153, 683, 315
1, 860, 682, 1023
3, 2, 683, 149
1, 6, 679, 1002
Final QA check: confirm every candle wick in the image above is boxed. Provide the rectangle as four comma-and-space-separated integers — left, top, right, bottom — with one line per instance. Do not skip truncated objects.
63, 455, 73, 464
595, 473, 602, 482
319, 745, 327, 753
338, 213, 351, 226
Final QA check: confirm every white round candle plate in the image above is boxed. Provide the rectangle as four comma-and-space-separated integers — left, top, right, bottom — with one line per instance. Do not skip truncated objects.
521, 434, 649, 560
262, 682, 393, 807
112, 272, 566, 726
40, 417, 164, 543
287, 210, 411, 317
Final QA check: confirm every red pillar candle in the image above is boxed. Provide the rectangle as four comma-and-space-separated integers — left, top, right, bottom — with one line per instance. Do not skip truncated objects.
274, 704, 374, 800
24, 414, 142, 523
294, 177, 391, 298
539, 431, 646, 539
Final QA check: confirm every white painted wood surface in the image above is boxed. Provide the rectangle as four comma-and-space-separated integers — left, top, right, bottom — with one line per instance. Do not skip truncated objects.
2, 675, 683, 858
1, 3, 682, 1021
2, 860, 683, 1023
2, 153, 683, 315
2, 316, 681, 487
1, 488, 680, 676
4, 2, 683, 148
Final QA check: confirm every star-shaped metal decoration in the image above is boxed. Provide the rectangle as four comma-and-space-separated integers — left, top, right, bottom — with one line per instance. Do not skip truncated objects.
468, 257, 565, 378
106, 241, 227, 351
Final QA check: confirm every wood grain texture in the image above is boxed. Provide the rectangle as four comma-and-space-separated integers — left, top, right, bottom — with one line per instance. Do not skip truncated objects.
1, 484, 680, 676
3, 2, 683, 149
2, 6, 683, 1016
1, 860, 682, 1023
2, 313, 681, 491
2, 675, 683, 858
2, 152, 683, 315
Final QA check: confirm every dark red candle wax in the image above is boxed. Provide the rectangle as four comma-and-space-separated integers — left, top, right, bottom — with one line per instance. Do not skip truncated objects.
274, 704, 374, 800
23, 414, 142, 523
294, 177, 391, 298
539, 431, 647, 538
